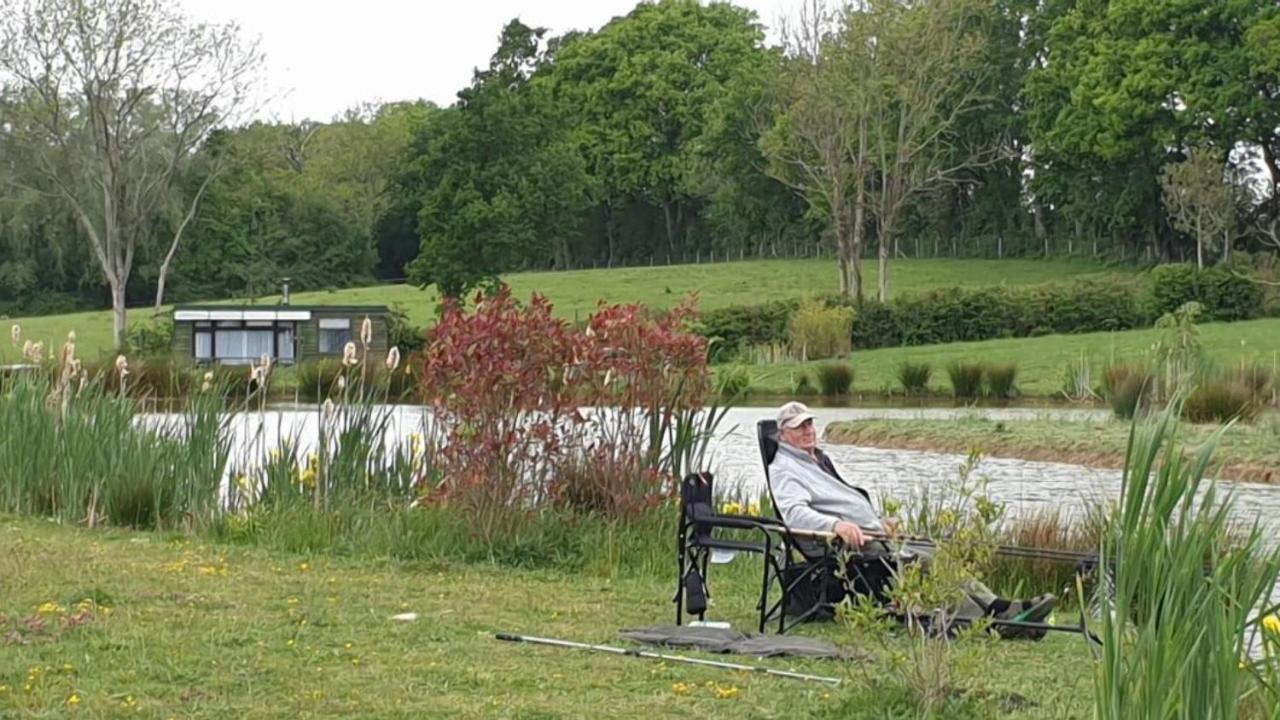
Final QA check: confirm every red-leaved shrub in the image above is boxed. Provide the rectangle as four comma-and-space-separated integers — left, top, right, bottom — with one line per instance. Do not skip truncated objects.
417, 287, 710, 538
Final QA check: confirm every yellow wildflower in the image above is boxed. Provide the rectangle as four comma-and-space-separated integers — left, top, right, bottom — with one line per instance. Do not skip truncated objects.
1264, 615, 1280, 636
67, 693, 81, 706
747, 501, 761, 516
672, 682, 694, 696
713, 685, 740, 700
298, 562, 311, 572
36, 601, 65, 615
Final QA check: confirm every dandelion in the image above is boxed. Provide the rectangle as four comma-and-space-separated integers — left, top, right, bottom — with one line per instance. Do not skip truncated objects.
385, 346, 401, 371
713, 685, 740, 700
9, 323, 19, 346
36, 601, 65, 615
67, 693, 80, 706
672, 682, 694, 696
360, 316, 373, 347
1264, 614, 1280, 636
342, 341, 359, 368
298, 562, 310, 572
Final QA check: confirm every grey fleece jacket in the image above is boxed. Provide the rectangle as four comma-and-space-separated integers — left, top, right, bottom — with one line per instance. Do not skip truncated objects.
770, 442, 882, 533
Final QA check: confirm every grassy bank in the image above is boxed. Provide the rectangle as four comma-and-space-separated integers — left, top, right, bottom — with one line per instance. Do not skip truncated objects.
744, 318, 1280, 400
0, 515, 1095, 719
825, 416, 1280, 483
3, 258, 1118, 361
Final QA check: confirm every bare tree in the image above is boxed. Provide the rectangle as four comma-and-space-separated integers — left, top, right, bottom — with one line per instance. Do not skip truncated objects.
855, 0, 998, 301
0, 0, 261, 348
1160, 146, 1238, 269
763, 0, 873, 301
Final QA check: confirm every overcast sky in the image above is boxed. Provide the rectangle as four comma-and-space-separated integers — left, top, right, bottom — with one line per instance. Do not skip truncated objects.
177, 0, 794, 123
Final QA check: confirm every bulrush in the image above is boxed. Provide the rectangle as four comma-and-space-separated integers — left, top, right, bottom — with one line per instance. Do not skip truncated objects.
342, 342, 359, 368
22, 340, 44, 363
360, 317, 373, 348
9, 323, 19, 346
384, 347, 401, 372
201, 371, 214, 392
114, 354, 129, 378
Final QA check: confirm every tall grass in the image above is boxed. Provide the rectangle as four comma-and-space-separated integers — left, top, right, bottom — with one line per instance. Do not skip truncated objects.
896, 361, 932, 396
1092, 404, 1280, 719
0, 373, 230, 529
946, 362, 984, 402
816, 363, 854, 396
984, 362, 1018, 400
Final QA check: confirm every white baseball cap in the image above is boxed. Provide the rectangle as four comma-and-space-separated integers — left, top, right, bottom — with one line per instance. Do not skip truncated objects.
777, 401, 816, 430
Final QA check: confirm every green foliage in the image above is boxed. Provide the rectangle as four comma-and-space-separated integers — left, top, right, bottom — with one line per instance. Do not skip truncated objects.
1093, 406, 1280, 719
946, 362, 985, 401
698, 300, 798, 362
788, 300, 856, 360
896, 361, 932, 395
793, 372, 817, 396
815, 363, 854, 397
984, 363, 1018, 400
1148, 264, 1263, 322
713, 364, 751, 400
125, 318, 175, 358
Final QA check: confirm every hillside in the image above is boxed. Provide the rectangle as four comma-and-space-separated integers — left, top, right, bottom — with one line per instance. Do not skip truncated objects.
3, 258, 1122, 360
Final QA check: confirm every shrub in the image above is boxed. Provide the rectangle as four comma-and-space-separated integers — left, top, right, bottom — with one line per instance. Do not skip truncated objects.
896, 288, 1016, 346
850, 299, 901, 349
295, 360, 345, 400
984, 363, 1018, 400
788, 300, 855, 360
1103, 363, 1152, 420
419, 287, 713, 534
1148, 263, 1263, 321
714, 364, 751, 399
896, 361, 932, 395
1183, 379, 1260, 423
698, 300, 796, 362
125, 318, 175, 357
946, 362, 984, 401
816, 363, 854, 397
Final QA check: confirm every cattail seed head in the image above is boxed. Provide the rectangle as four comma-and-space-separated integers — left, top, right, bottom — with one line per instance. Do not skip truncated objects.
114, 354, 129, 376
384, 347, 401, 371
360, 317, 373, 347
10, 324, 20, 346
342, 341, 358, 367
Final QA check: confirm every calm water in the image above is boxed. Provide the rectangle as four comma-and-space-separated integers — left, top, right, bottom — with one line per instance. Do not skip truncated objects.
177, 404, 1278, 531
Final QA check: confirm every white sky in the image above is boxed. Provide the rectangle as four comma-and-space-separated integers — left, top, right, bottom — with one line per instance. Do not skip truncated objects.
177, 0, 795, 123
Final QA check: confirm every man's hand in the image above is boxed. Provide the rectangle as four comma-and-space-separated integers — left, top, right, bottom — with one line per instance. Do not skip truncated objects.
832, 521, 866, 549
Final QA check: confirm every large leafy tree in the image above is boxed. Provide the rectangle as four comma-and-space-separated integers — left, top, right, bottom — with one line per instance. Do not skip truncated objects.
405, 21, 590, 298
1025, 0, 1279, 259
549, 0, 769, 262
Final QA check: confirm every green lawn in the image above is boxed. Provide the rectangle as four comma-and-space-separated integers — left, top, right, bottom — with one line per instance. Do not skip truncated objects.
746, 318, 1280, 399
2, 258, 1120, 362
0, 516, 1096, 719
825, 416, 1280, 483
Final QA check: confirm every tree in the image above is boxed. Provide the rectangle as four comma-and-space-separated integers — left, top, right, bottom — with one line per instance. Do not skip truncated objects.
0, 0, 260, 348
762, 0, 872, 300
405, 20, 590, 298
549, 0, 768, 262
1160, 147, 1238, 268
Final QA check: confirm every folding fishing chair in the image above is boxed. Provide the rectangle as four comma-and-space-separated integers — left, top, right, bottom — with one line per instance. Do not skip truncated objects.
674, 471, 787, 633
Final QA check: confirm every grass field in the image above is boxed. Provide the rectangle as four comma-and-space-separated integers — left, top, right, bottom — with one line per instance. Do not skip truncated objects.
2, 258, 1121, 362
0, 516, 1097, 719
825, 416, 1280, 484
744, 318, 1280, 400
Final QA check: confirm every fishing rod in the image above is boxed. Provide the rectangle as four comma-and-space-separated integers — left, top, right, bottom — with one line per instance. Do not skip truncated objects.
785, 526, 1099, 566
494, 632, 843, 686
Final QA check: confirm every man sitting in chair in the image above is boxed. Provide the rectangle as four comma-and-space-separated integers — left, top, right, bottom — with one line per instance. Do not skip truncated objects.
770, 401, 1055, 634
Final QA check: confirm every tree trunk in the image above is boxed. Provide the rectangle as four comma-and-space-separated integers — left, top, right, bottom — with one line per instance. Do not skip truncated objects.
662, 202, 678, 256
851, 180, 866, 303
1196, 214, 1203, 270
877, 219, 891, 302
111, 280, 127, 351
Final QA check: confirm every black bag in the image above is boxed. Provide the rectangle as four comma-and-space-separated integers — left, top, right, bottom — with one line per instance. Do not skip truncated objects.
683, 568, 708, 616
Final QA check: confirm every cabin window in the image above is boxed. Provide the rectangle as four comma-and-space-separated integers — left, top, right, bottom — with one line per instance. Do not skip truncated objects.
318, 318, 352, 354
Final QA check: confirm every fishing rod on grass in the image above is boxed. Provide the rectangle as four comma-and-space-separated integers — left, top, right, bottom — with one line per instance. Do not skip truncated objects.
494, 632, 843, 686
